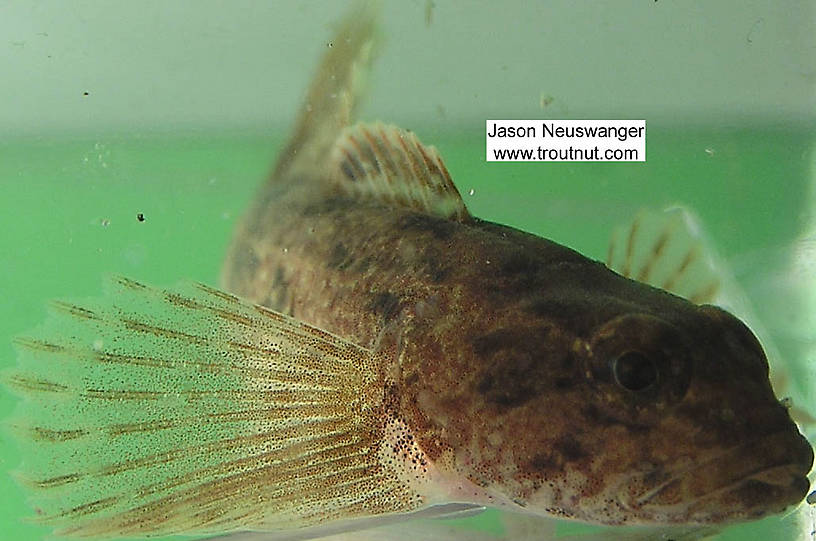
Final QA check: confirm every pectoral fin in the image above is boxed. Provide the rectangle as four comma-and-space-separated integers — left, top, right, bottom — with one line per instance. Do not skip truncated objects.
607, 206, 721, 304
4, 277, 425, 538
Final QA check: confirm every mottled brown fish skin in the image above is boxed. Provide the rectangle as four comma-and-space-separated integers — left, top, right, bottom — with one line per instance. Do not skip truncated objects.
222, 184, 813, 526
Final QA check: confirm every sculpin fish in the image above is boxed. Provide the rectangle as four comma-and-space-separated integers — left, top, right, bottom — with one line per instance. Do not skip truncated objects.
6, 3, 813, 540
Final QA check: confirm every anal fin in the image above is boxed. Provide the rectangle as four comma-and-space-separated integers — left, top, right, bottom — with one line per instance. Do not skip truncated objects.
204, 503, 486, 541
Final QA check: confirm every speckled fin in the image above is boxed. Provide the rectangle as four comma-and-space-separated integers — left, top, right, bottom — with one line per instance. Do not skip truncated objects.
329, 122, 471, 222
607, 206, 721, 304
3, 276, 426, 538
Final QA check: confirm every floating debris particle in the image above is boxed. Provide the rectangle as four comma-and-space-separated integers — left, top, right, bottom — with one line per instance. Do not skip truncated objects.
136, 213, 145, 222
540, 93, 554, 108
746, 18, 763, 44
780, 397, 792, 409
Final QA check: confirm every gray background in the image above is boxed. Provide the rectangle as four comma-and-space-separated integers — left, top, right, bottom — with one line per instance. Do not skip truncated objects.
1, 0, 814, 136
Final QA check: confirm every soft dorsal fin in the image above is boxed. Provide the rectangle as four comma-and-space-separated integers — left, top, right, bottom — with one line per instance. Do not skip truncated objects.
329, 122, 472, 222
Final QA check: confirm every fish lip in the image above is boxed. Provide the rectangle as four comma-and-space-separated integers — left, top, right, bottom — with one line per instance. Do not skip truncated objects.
617, 428, 813, 523
681, 468, 812, 523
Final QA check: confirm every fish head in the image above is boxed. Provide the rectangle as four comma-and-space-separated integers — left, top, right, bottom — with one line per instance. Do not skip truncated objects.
399, 266, 813, 527
563, 303, 814, 525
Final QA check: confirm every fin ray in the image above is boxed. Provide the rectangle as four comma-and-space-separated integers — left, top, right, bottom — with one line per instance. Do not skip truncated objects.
607, 207, 720, 304
5, 277, 427, 538
330, 122, 471, 222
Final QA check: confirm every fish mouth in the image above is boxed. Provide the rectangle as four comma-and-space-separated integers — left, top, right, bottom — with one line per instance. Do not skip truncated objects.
619, 428, 814, 524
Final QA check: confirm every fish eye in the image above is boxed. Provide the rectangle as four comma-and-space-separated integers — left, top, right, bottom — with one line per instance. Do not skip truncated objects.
612, 351, 658, 391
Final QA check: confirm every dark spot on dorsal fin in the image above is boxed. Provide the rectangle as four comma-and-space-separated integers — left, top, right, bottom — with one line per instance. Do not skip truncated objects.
339, 158, 358, 181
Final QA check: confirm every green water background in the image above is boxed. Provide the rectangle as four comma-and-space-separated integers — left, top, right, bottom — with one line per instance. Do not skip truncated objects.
0, 125, 814, 539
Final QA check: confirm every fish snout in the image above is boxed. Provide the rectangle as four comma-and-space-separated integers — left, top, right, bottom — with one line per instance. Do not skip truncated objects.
682, 428, 813, 522
623, 428, 813, 524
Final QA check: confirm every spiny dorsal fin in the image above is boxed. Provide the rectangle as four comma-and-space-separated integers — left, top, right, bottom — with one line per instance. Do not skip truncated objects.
329, 122, 471, 222
4, 276, 433, 538
272, 1, 379, 181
